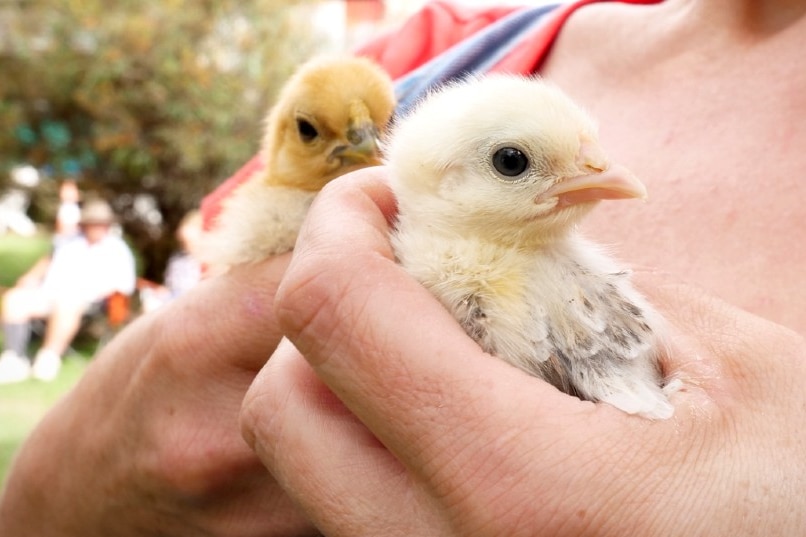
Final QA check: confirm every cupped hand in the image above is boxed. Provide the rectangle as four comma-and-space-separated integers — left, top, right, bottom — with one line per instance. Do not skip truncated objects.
242, 167, 806, 536
0, 255, 320, 537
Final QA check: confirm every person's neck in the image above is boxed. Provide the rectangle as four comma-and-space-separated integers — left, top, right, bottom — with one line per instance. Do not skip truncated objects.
658, 0, 806, 41
558, 0, 806, 83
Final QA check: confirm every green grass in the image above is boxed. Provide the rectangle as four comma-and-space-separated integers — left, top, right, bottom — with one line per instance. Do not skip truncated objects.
0, 233, 51, 288
0, 352, 91, 486
0, 234, 93, 486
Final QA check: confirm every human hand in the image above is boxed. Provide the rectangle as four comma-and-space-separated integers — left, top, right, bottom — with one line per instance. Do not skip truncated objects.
0, 256, 320, 536
242, 167, 806, 536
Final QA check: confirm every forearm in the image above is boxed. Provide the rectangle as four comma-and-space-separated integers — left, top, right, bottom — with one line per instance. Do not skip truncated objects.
17, 256, 51, 286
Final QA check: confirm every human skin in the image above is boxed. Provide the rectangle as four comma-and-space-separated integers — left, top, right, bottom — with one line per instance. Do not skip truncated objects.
0, 256, 320, 537
242, 169, 806, 536
541, 0, 806, 334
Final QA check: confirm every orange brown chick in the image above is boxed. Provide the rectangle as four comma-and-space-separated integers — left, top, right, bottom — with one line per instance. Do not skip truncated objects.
200, 56, 396, 271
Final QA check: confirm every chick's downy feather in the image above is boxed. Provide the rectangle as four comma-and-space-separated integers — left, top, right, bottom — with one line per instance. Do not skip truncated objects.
201, 56, 396, 270
387, 75, 676, 419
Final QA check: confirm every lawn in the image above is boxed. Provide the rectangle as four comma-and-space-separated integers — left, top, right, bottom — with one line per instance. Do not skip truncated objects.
0, 232, 51, 288
0, 232, 93, 486
0, 354, 91, 486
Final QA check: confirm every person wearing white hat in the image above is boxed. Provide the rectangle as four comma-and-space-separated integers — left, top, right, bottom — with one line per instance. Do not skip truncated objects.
0, 198, 136, 383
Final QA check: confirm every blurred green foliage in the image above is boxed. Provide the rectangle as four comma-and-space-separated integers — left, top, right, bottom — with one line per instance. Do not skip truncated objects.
0, 0, 330, 279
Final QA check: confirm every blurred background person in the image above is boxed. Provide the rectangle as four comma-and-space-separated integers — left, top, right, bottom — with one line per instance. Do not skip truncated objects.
53, 179, 81, 247
164, 210, 204, 298
0, 165, 39, 237
140, 210, 204, 313
0, 198, 136, 383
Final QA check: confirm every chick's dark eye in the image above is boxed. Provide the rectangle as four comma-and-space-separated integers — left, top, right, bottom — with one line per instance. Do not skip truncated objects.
492, 147, 529, 178
296, 119, 318, 142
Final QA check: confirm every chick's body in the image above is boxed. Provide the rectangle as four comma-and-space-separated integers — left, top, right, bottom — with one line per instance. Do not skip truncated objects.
388, 76, 674, 419
202, 56, 395, 270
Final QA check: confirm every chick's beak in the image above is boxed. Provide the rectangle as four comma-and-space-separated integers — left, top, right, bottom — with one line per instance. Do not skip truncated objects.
539, 140, 647, 208
329, 123, 380, 165
328, 100, 381, 165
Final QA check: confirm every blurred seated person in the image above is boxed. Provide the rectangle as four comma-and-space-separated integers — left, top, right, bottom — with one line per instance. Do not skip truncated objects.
140, 210, 203, 313
0, 198, 136, 383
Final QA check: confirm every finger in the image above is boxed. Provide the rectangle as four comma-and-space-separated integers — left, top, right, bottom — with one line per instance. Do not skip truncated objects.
241, 339, 444, 536
152, 253, 291, 374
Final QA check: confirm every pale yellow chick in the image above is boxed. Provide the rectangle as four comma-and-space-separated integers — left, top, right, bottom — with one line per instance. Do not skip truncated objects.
388, 75, 676, 419
202, 56, 396, 271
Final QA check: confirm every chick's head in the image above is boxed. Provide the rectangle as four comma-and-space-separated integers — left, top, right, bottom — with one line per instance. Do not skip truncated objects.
386, 75, 646, 245
263, 56, 396, 190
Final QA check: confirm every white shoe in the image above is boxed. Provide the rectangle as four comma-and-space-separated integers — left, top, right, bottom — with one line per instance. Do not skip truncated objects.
0, 350, 31, 384
31, 349, 62, 381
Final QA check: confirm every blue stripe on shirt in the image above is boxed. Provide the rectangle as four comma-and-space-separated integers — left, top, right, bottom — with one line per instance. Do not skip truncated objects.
393, 3, 561, 116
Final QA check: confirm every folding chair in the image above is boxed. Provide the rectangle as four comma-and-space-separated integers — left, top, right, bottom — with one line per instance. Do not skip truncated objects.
29, 291, 133, 356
